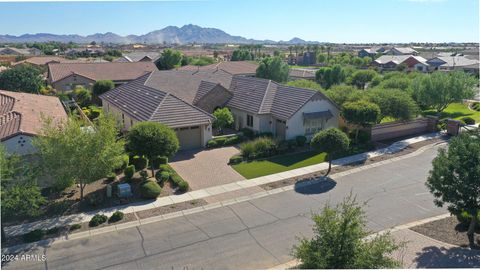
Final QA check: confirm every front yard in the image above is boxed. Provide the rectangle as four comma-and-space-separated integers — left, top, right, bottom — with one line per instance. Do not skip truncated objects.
232, 151, 327, 179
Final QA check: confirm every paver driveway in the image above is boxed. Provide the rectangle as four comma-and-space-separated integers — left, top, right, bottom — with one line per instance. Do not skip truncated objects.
170, 146, 246, 190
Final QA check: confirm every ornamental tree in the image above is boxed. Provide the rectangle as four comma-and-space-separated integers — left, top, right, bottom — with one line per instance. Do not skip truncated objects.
256, 57, 289, 83
156, 49, 183, 70
426, 128, 480, 248
213, 107, 234, 134
293, 194, 401, 269
0, 64, 43, 93
126, 122, 179, 177
311, 128, 350, 176
342, 100, 381, 143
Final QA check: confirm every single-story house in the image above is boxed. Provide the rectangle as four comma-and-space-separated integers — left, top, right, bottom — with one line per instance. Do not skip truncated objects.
372, 55, 429, 72
47, 62, 157, 92
0, 90, 67, 155
176, 61, 259, 76
288, 68, 317, 80
114, 51, 161, 63
357, 47, 388, 58
386, 47, 418, 56
100, 70, 340, 149
0, 47, 42, 56
426, 56, 479, 74
12, 56, 77, 67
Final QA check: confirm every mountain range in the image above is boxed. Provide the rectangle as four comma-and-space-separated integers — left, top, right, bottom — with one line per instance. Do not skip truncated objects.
0, 24, 320, 45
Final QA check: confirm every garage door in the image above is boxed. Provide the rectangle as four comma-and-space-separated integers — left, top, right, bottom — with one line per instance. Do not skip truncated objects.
176, 126, 202, 150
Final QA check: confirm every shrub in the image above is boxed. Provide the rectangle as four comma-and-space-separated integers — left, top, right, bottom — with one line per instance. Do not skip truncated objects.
356, 130, 371, 144
215, 137, 227, 146
89, 214, 108, 227
295, 135, 307, 147
131, 155, 148, 171
119, 154, 129, 170
225, 135, 241, 145
124, 165, 135, 180
139, 181, 162, 199
170, 174, 183, 185
206, 139, 218, 148
257, 132, 273, 138
108, 211, 124, 223
156, 171, 170, 185
106, 172, 117, 182
150, 156, 168, 169
240, 141, 255, 159
241, 128, 255, 139
70, 224, 82, 231
46, 227, 59, 235
158, 164, 173, 173
461, 117, 475, 125
177, 181, 189, 192
252, 137, 277, 158
23, 229, 45, 243
229, 155, 243, 164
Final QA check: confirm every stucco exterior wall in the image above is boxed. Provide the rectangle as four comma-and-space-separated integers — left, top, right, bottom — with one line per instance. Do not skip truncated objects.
2, 134, 36, 156
286, 98, 340, 140
51, 74, 95, 92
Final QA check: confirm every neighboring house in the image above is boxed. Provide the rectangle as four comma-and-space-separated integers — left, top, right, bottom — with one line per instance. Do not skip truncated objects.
386, 47, 418, 56
357, 47, 387, 58
372, 55, 429, 72
114, 51, 160, 63
0, 90, 67, 156
47, 62, 157, 92
288, 52, 317, 66
426, 55, 479, 74
288, 68, 317, 80
0, 47, 41, 56
100, 69, 340, 149
177, 61, 259, 76
12, 56, 76, 67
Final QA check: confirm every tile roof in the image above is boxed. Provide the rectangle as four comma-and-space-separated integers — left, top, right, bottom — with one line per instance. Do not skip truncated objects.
289, 68, 317, 79
144, 70, 232, 104
48, 62, 157, 83
0, 90, 68, 141
177, 61, 259, 75
122, 51, 160, 62
99, 73, 214, 128
434, 56, 479, 68
227, 76, 338, 120
391, 47, 418, 54
374, 55, 428, 65
13, 56, 81, 66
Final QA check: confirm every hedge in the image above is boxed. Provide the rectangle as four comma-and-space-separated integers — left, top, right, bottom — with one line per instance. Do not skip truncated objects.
131, 156, 148, 171
177, 181, 189, 192
207, 135, 242, 148
124, 165, 135, 180
295, 135, 307, 147
23, 229, 45, 243
156, 171, 170, 185
461, 117, 475, 125
229, 155, 243, 164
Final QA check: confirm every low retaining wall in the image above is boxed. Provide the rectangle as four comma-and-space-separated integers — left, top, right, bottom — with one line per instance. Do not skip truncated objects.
371, 117, 438, 141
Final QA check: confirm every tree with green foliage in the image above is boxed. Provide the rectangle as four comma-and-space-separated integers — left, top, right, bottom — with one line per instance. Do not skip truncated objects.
213, 108, 234, 134
310, 128, 350, 176
342, 100, 380, 143
69, 86, 92, 107
286, 79, 323, 91
426, 128, 480, 248
127, 122, 179, 177
0, 64, 43, 93
367, 88, 419, 121
412, 71, 476, 112
92, 80, 115, 104
33, 115, 125, 201
379, 76, 412, 91
231, 49, 254, 61
349, 69, 378, 89
256, 57, 289, 83
292, 194, 401, 269
156, 49, 183, 70
315, 65, 345, 89
1, 145, 45, 242
324, 85, 362, 107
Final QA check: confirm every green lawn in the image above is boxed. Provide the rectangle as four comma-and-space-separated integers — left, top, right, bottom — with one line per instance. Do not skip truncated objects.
423, 103, 480, 123
232, 151, 327, 179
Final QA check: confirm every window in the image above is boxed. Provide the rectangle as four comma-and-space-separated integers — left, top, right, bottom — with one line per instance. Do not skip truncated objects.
122, 113, 125, 124
305, 118, 325, 135
247, 115, 253, 127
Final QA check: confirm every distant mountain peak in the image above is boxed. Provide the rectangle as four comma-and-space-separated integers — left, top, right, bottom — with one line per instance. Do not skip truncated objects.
0, 24, 319, 45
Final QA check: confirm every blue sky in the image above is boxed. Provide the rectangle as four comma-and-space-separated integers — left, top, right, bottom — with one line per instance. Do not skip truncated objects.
0, 0, 478, 43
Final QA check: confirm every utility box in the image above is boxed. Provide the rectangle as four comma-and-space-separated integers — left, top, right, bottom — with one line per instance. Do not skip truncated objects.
117, 183, 132, 198
446, 119, 461, 136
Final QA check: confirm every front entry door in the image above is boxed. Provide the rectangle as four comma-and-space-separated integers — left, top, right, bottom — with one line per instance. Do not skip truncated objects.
275, 119, 286, 140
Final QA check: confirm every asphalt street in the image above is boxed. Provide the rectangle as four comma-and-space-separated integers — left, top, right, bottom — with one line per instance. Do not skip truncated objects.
2, 145, 447, 270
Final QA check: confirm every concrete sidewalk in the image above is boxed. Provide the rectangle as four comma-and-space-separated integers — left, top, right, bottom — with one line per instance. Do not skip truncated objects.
4, 132, 442, 238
